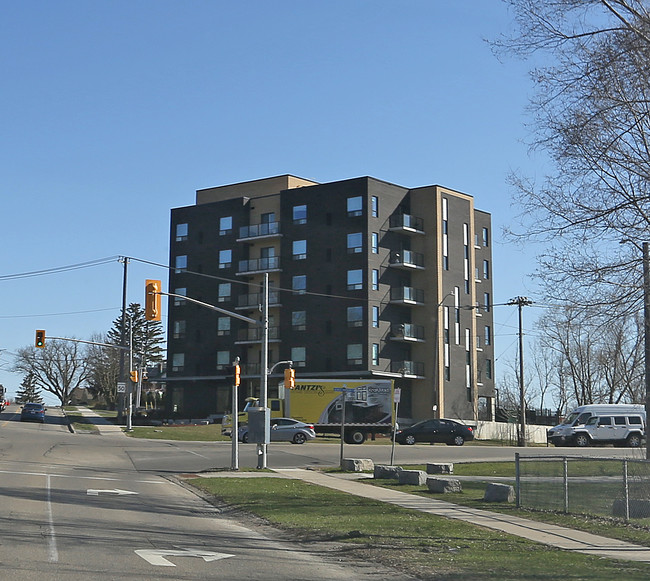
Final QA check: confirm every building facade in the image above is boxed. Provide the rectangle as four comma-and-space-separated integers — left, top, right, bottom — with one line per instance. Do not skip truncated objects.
166, 175, 494, 423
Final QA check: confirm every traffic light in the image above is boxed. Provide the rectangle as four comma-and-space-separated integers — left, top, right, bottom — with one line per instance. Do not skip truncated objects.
145, 279, 162, 321
130, 370, 139, 383
284, 367, 295, 389
234, 364, 241, 387
35, 330, 46, 348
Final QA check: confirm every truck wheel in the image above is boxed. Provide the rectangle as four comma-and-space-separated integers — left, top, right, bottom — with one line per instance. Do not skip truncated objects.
346, 430, 366, 444
292, 432, 307, 444
627, 433, 642, 448
574, 433, 590, 447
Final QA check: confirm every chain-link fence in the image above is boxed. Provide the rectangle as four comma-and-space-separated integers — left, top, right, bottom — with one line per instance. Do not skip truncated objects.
515, 453, 650, 521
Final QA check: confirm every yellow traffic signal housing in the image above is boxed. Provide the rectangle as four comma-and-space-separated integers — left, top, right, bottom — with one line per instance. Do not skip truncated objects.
234, 364, 241, 387
284, 367, 295, 389
145, 279, 162, 321
130, 370, 139, 383
35, 330, 46, 348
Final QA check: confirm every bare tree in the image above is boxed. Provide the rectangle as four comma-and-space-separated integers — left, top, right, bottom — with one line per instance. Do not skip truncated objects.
494, 1, 650, 311
14, 340, 89, 406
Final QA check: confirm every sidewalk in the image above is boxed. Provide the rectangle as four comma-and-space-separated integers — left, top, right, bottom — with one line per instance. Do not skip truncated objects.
271, 468, 650, 564
69, 407, 126, 435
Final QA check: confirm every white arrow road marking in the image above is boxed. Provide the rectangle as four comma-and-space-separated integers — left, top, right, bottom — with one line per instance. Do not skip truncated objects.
135, 548, 235, 567
86, 489, 139, 496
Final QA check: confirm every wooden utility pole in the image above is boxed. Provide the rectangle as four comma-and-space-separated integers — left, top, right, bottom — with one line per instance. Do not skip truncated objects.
508, 296, 533, 447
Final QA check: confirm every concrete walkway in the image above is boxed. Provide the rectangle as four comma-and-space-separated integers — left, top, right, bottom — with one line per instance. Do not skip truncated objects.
273, 468, 650, 564
70, 407, 126, 435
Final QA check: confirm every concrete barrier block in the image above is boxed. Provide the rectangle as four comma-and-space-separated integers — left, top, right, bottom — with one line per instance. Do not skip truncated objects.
341, 458, 374, 472
426, 463, 454, 475
483, 482, 515, 503
427, 477, 462, 493
373, 465, 403, 479
398, 470, 427, 486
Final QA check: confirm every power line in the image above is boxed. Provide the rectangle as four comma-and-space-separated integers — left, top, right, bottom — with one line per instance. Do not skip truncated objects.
0, 256, 120, 281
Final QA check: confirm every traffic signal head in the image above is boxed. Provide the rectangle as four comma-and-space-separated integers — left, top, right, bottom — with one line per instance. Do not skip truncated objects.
234, 364, 241, 387
35, 330, 46, 348
130, 370, 139, 383
145, 279, 162, 321
284, 367, 295, 389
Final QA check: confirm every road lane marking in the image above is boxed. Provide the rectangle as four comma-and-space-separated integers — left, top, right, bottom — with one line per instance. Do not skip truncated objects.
0, 469, 164, 483
135, 548, 235, 567
46, 475, 58, 563
87, 488, 138, 496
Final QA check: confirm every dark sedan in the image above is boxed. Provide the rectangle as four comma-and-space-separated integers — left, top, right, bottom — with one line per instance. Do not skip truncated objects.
394, 419, 474, 446
20, 403, 46, 423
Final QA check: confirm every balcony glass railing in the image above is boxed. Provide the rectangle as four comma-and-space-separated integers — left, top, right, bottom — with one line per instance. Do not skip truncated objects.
236, 326, 280, 342
390, 287, 425, 304
390, 250, 424, 268
238, 256, 280, 273
389, 213, 424, 233
238, 221, 280, 239
392, 323, 425, 341
237, 291, 280, 308
391, 360, 425, 376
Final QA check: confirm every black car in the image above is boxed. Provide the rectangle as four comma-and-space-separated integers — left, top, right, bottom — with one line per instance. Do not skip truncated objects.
394, 419, 474, 446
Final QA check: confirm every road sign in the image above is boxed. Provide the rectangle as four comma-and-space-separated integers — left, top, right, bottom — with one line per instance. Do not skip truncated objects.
117, 382, 126, 393
394, 388, 401, 403
135, 548, 235, 567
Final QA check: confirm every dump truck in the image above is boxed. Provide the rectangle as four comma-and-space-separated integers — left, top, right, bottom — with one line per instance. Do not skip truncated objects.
222, 378, 394, 444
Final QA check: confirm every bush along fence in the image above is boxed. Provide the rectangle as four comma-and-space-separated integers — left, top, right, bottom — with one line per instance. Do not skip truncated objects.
515, 453, 650, 521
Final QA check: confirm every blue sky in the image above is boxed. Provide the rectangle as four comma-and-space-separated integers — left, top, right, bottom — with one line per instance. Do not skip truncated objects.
1, 1, 544, 402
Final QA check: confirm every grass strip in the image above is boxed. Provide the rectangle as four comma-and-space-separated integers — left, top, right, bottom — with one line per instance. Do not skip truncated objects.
188, 476, 650, 580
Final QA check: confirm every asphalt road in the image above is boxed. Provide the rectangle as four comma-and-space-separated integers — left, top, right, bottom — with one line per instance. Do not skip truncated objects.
0, 405, 414, 580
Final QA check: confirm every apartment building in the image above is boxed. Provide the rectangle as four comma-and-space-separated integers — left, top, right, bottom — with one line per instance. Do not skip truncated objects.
166, 175, 494, 423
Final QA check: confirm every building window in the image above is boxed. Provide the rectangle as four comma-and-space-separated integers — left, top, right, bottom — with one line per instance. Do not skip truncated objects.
371, 196, 379, 218
219, 216, 233, 235
483, 227, 489, 247
347, 306, 363, 327
484, 292, 491, 312
172, 353, 184, 372
292, 275, 307, 294
216, 350, 230, 370
372, 343, 379, 366
173, 287, 186, 305
291, 347, 306, 367
347, 196, 363, 217
347, 269, 363, 290
371, 232, 379, 253
217, 317, 231, 336
173, 320, 186, 339
372, 269, 379, 291
218, 283, 232, 302
485, 326, 491, 346
292, 310, 307, 330
347, 232, 363, 253
218, 249, 232, 269
485, 359, 493, 379
347, 343, 363, 365
372, 306, 379, 328
293, 204, 307, 224
292, 240, 307, 260
483, 260, 490, 279
175, 255, 187, 273
175, 223, 188, 242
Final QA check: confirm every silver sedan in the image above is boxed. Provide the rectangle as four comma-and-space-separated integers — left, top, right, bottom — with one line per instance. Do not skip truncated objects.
238, 417, 316, 444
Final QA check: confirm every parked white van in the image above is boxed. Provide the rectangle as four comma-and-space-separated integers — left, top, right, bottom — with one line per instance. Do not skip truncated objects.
547, 404, 646, 446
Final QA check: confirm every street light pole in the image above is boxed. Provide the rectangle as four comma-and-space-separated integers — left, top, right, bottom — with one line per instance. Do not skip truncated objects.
258, 272, 269, 469
643, 242, 650, 460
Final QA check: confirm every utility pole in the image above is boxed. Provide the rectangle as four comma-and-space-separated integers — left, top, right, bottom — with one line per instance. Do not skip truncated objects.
118, 256, 129, 423
508, 296, 533, 447
619, 239, 650, 460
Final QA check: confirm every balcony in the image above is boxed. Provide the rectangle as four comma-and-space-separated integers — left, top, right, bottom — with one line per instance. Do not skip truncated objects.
235, 326, 281, 344
391, 360, 425, 378
237, 256, 281, 275
389, 250, 424, 270
390, 323, 425, 342
389, 213, 424, 234
390, 286, 425, 305
236, 291, 281, 310
237, 221, 281, 242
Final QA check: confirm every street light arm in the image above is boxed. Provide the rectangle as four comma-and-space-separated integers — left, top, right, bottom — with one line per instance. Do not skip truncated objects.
268, 360, 293, 375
